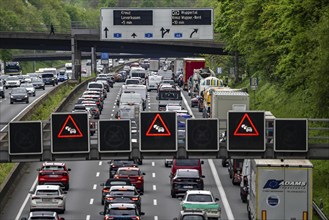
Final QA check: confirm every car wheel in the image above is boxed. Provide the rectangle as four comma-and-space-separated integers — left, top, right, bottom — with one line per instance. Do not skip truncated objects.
65, 184, 70, 190
43, 86, 45, 90
10, 100, 13, 104
26, 99, 29, 104
1, 95, 4, 98
6, 87, 8, 89
171, 191, 176, 198
33, 93, 36, 97
53, 83, 55, 86
101, 199, 104, 205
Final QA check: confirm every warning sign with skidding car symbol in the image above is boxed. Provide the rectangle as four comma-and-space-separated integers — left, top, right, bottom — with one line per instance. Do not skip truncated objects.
51, 113, 90, 154
228, 111, 265, 152
140, 112, 177, 152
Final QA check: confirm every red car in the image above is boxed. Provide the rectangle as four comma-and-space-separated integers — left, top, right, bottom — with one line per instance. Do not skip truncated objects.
114, 167, 145, 193
37, 162, 71, 190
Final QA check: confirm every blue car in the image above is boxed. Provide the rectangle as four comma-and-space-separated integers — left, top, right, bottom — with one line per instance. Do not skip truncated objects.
58, 72, 68, 82
177, 113, 192, 129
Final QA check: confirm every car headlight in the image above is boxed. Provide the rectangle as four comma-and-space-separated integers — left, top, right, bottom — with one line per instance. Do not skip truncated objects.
24, 95, 28, 98
10, 96, 14, 98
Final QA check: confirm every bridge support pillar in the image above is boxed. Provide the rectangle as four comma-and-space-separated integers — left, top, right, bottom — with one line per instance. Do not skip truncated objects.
91, 47, 97, 75
71, 35, 81, 82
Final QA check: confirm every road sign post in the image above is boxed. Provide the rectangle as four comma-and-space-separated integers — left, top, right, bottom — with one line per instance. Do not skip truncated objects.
100, 8, 213, 40
139, 112, 177, 152
186, 119, 219, 152
227, 111, 265, 152
51, 113, 90, 154
98, 119, 131, 152
274, 119, 308, 152
9, 121, 43, 155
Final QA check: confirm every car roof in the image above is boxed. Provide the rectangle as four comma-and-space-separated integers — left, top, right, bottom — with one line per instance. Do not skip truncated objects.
36, 185, 61, 190
185, 190, 212, 195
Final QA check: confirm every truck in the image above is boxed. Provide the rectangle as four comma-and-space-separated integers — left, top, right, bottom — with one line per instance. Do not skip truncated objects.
247, 159, 313, 220
173, 59, 183, 76
182, 58, 206, 90
149, 59, 159, 71
121, 84, 147, 110
4, 61, 22, 75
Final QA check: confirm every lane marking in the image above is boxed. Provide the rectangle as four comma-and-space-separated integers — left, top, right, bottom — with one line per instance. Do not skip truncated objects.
99, 161, 102, 166
96, 172, 100, 177
15, 177, 38, 220
181, 91, 235, 220
89, 198, 94, 205
152, 161, 155, 166
1, 91, 49, 132
113, 106, 115, 108
86, 215, 91, 220
153, 185, 156, 191
209, 159, 235, 220
132, 139, 137, 143
93, 184, 97, 190
148, 107, 151, 109
152, 172, 156, 178
153, 199, 157, 206
112, 109, 115, 112
111, 114, 113, 117
154, 216, 158, 220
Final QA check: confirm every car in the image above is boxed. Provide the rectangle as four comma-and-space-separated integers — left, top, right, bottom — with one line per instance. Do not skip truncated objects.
29, 185, 66, 214
180, 190, 221, 220
57, 71, 68, 82
0, 75, 9, 84
20, 83, 36, 96
99, 203, 144, 220
20, 211, 65, 220
173, 210, 208, 220
41, 73, 58, 86
37, 162, 71, 190
10, 87, 29, 104
96, 79, 110, 92
227, 159, 244, 185
5, 76, 21, 88
171, 159, 204, 180
72, 104, 87, 112
31, 77, 45, 90
0, 81, 5, 98
240, 175, 249, 203
81, 95, 104, 111
81, 102, 101, 119
191, 95, 202, 108
124, 78, 140, 85
103, 185, 142, 213
108, 160, 138, 178
118, 58, 125, 65
170, 169, 205, 198
22, 75, 32, 83
114, 167, 145, 193
87, 82, 107, 98
100, 178, 132, 205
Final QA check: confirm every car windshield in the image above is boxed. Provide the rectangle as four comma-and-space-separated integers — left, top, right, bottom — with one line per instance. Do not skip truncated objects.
21, 83, 33, 87
42, 166, 64, 171
88, 83, 102, 88
42, 74, 54, 78
107, 208, 136, 215
187, 194, 212, 202
7, 76, 18, 80
12, 88, 26, 93
110, 190, 135, 196
177, 170, 199, 178
182, 216, 204, 220
117, 170, 139, 176
113, 160, 135, 166
105, 180, 130, 186
36, 190, 59, 196
176, 159, 199, 166
126, 80, 139, 85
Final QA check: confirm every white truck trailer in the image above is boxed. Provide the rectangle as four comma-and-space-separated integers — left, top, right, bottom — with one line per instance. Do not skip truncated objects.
247, 159, 313, 220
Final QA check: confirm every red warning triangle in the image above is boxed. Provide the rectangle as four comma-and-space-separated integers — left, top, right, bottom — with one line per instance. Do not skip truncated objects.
234, 113, 259, 136
57, 115, 83, 138
146, 114, 171, 137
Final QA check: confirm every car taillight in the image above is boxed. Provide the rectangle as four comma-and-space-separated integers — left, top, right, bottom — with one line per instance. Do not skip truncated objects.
131, 197, 139, 201
103, 189, 109, 192
106, 197, 114, 201
137, 176, 143, 180
105, 216, 114, 220
132, 217, 140, 220
111, 165, 116, 168
114, 175, 119, 179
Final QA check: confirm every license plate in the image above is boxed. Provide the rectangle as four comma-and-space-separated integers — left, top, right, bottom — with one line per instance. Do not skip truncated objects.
16, 99, 22, 101
49, 175, 58, 178
42, 198, 52, 202
183, 185, 193, 189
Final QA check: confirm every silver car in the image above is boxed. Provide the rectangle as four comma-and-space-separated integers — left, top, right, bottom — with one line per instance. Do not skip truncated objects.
20, 83, 36, 96
30, 185, 66, 213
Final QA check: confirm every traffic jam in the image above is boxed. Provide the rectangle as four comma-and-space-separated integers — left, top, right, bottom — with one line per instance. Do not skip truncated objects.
15, 58, 313, 220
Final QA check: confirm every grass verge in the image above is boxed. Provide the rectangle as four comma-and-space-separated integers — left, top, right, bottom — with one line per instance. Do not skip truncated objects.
0, 163, 15, 186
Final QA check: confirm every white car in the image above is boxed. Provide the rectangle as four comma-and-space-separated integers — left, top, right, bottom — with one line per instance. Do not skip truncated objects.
30, 185, 66, 213
180, 190, 221, 219
5, 76, 21, 88
118, 58, 125, 64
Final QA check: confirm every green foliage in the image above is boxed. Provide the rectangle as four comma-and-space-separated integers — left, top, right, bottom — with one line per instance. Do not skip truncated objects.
0, 163, 15, 186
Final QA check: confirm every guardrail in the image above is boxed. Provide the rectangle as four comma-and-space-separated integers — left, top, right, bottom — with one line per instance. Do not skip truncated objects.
313, 200, 328, 220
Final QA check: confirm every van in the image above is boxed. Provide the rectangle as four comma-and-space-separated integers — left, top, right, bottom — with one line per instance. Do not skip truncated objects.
170, 159, 204, 179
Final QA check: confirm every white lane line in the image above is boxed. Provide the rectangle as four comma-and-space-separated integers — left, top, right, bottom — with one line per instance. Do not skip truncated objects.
15, 177, 38, 220
153, 199, 157, 206
148, 107, 151, 109
111, 114, 114, 117
148, 103, 151, 105
132, 139, 137, 143
1, 91, 48, 132
153, 185, 156, 190
113, 106, 115, 108
152, 172, 156, 178
154, 216, 158, 220
209, 159, 235, 220
96, 172, 100, 177
112, 109, 115, 112
152, 161, 155, 166
86, 215, 91, 220
93, 184, 97, 190
181, 91, 235, 220
89, 198, 94, 205
99, 161, 102, 166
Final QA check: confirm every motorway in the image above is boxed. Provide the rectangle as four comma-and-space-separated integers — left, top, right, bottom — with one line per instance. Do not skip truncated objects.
0, 80, 248, 220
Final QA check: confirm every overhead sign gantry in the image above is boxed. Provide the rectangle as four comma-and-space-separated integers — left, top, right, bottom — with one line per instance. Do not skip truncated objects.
100, 8, 214, 40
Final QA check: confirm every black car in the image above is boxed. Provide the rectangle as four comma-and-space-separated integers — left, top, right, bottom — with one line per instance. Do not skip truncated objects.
31, 77, 45, 90
41, 73, 58, 86
10, 87, 29, 104
103, 185, 142, 213
100, 203, 144, 220
100, 178, 132, 205
108, 160, 138, 178
170, 169, 204, 198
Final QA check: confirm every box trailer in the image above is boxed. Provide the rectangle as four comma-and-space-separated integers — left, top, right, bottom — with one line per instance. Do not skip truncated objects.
247, 159, 313, 220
